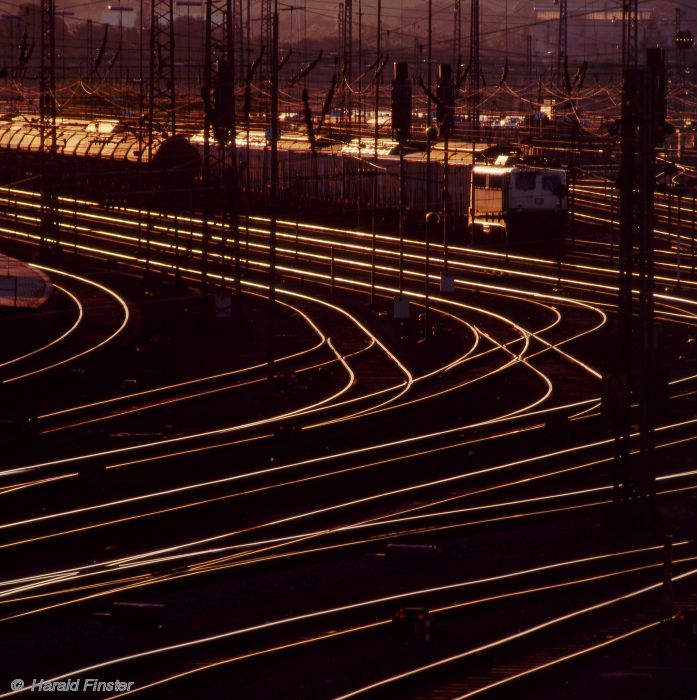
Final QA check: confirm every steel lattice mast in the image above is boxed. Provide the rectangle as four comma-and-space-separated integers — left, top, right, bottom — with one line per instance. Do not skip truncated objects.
621, 0, 638, 71
261, 0, 272, 81
202, 0, 240, 298
148, 0, 176, 160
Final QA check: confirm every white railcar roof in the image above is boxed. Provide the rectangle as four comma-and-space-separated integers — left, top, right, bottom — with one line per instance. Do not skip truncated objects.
0, 115, 162, 163
189, 129, 341, 152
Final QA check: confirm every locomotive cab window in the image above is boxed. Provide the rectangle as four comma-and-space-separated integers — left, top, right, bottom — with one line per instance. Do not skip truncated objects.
473, 172, 487, 188
542, 174, 562, 191
473, 172, 504, 190
488, 174, 504, 190
514, 172, 537, 191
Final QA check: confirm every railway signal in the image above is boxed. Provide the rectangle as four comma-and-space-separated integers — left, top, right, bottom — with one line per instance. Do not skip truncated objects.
390, 62, 411, 144
213, 58, 236, 129
435, 63, 454, 138
392, 607, 434, 642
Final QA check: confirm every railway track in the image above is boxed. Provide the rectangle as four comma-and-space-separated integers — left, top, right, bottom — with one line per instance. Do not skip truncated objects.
0, 186, 696, 698
2, 540, 694, 699
0, 265, 129, 385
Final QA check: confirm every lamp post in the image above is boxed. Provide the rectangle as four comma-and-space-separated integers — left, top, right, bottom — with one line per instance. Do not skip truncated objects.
108, 5, 133, 82
2, 15, 20, 68
176, 0, 202, 102
55, 10, 75, 83
2, 15, 20, 107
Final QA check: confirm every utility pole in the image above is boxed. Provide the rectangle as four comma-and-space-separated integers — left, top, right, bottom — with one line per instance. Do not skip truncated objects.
4, 15, 20, 103
201, 0, 214, 293
357, 0, 362, 127
453, 0, 461, 74
176, 1, 202, 102
135, 0, 145, 279
39, 0, 57, 254
427, 0, 432, 125
338, 4, 344, 60
226, 0, 241, 305
467, 0, 479, 240
85, 18, 93, 82
138, 0, 143, 147
109, 5, 131, 84
392, 61, 410, 320
235, 0, 244, 89
437, 63, 455, 293
424, 0, 434, 335
343, 0, 353, 128
607, 48, 667, 517
526, 34, 533, 102
468, 0, 479, 127
555, 0, 567, 89
338, 3, 345, 126
55, 10, 74, 84
370, 0, 381, 305
267, 3, 279, 382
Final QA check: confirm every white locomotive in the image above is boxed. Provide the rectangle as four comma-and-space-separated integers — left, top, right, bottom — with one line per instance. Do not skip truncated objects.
469, 160, 569, 243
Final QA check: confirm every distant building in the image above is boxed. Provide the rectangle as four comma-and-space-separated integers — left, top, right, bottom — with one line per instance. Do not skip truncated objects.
530, 2, 664, 64
100, 6, 136, 28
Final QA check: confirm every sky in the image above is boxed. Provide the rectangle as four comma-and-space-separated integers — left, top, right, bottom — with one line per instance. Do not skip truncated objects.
0, 0, 693, 56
